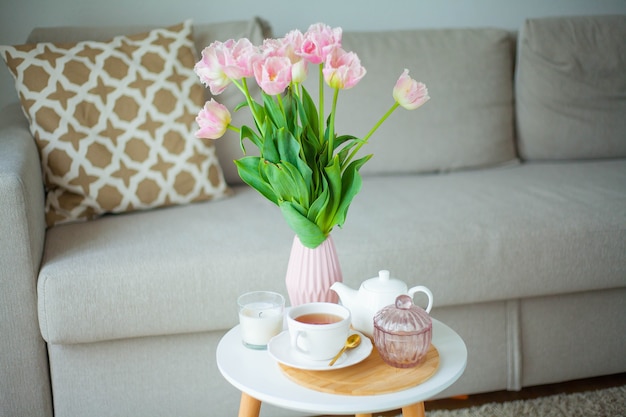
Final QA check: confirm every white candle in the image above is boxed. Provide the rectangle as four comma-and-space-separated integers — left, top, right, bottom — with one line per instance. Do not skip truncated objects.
239, 302, 284, 347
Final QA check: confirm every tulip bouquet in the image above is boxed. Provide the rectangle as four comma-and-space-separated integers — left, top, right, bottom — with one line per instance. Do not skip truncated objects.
194, 23, 429, 249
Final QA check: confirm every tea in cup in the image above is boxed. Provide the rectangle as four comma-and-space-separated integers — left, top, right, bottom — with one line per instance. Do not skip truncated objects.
287, 302, 351, 360
238, 291, 285, 349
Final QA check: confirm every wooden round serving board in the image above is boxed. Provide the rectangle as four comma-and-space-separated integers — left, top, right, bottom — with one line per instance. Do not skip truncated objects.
278, 344, 439, 396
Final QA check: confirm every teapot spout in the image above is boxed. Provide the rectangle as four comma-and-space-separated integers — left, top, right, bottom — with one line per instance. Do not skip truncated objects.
330, 282, 358, 308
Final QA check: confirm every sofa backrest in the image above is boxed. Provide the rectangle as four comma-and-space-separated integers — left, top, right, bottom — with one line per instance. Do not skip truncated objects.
24, 15, 625, 188
515, 15, 626, 161
303, 27, 519, 176
23, 20, 519, 184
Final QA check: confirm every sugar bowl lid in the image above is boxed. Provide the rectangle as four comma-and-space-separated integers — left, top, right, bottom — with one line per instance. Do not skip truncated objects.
373, 294, 432, 335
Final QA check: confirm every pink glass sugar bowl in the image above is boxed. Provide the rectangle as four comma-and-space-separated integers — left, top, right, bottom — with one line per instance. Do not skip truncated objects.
373, 294, 433, 368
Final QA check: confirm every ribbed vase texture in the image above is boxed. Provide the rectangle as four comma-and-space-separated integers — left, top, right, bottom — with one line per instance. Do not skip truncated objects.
285, 235, 342, 306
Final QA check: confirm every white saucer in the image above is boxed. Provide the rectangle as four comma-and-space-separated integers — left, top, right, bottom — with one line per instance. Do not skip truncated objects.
267, 330, 372, 371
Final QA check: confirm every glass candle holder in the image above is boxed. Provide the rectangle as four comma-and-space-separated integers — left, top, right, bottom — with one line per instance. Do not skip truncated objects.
237, 291, 285, 349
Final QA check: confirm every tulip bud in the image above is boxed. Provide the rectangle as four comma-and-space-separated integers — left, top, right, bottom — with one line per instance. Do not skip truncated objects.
195, 99, 232, 140
393, 69, 429, 110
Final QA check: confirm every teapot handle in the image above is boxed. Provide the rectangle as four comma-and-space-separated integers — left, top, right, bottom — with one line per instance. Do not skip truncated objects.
407, 286, 433, 313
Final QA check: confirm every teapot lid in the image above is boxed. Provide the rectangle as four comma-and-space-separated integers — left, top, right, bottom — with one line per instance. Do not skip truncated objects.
373, 295, 432, 335
362, 270, 407, 293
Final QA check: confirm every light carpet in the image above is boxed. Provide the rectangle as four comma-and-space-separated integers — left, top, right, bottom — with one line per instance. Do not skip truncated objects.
425, 385, 626, 417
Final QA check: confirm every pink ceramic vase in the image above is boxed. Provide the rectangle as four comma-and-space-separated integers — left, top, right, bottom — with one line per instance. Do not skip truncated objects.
285, 235, 342, 306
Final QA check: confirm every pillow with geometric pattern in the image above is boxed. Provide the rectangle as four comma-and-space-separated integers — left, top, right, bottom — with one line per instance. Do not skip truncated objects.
0, 20, 231, 227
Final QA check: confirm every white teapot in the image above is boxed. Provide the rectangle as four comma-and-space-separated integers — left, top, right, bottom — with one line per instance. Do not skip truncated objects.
330, 270, 433, 338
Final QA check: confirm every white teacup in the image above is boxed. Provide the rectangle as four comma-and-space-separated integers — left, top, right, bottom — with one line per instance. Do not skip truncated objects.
287, 302, 351, 361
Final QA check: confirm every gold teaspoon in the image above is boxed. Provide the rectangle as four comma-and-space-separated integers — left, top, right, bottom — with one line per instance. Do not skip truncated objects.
328, 333, 361, 366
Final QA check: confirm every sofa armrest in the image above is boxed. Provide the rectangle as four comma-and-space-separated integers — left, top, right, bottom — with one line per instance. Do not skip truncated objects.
0, 102, 53, 417
0, 102, 46, 270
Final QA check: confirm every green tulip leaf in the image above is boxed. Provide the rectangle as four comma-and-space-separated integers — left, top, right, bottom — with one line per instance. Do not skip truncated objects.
234, 157, 278, 205
276, 129, 299, 167
281, 160, 310, 208
276, 129, 312, 191
309, 179, 329, 225
240, 125, 262, 153
319, 156, 342, 232
262, 93, 287, 128
332, 154, 373, 228
263, 161, 299, 203
279, 201, 327, 249
261, 121, 280, 163
300, 86, 319, 140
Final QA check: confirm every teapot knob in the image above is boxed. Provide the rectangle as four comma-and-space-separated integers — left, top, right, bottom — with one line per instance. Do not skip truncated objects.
378, 270, 390, 282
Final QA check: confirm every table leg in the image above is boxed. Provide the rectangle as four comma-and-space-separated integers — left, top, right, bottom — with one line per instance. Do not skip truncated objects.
238, 392, 261, 417
402, 402, 425, 417
355, 414, 373, 417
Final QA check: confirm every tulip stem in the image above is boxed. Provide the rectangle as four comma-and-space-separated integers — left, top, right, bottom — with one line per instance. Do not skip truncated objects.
276, 93, 285, 116
318, 64, 325, 145
328, 87, 339, 162
236, 78, 264, 132
342, 101, 399, 170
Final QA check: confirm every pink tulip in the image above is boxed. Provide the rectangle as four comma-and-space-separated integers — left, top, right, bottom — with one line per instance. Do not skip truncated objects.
264, 30, 304, 58
223, 38, 260, 79
195, 39, 260, 96
282, 30, 308, 83
253, 56, 293, 95
290, 59, 308, 83
298, 23, 342, 64
261, 38, 284, 57
195, 99, 232, 140
263, 31, 308, 83
323, 48, 366, 90
283, 29, 305, 53
392, 69, 430, 110
195, 41, 233, 95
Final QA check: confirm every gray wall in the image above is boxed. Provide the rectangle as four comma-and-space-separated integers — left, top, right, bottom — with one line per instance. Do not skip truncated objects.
1, 0, 625, 110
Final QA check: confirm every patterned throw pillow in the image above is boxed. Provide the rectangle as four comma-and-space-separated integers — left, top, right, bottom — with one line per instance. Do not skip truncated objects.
0, 20, 230, 227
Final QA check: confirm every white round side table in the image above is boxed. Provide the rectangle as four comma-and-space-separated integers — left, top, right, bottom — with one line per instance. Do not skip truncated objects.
216, 318, 467, 417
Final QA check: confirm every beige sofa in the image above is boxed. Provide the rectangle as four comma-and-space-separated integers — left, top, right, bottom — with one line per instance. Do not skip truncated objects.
1, 15, 625, 417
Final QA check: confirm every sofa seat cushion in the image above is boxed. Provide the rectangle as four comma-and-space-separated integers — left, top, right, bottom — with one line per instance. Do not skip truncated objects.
38, 189, 294, 345
340, 160, 626, 305
516, 15, 626, 160
38, 161, 626, 345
